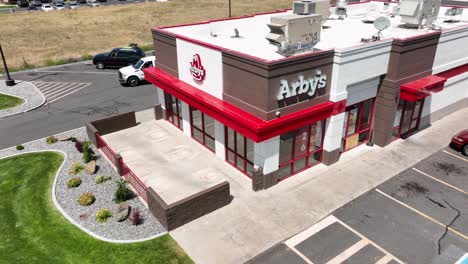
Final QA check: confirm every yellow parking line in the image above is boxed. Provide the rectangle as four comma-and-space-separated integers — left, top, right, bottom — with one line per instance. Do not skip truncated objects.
412, 168, 468, 196
376, 189, 468, 240
442, 150, 468, 162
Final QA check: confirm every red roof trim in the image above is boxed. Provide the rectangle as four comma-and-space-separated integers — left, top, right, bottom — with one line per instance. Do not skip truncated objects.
435, 63, 468, 79
400, 75, 447, 102
144, 67, 343, 142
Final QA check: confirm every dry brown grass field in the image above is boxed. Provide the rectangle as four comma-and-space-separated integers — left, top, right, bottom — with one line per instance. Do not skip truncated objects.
0, 0, 291, 71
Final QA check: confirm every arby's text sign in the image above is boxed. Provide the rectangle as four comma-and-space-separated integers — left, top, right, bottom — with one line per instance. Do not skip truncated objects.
189, 54, 206, 82
277, 70, 327, 101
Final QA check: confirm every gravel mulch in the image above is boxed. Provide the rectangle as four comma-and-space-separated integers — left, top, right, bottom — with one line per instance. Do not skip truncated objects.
0, 81, 46, 118
0, 127, 166, 241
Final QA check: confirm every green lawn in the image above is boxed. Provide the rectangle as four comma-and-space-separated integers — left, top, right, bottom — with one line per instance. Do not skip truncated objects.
0, 93, 24, 110
0, 152, 193, 264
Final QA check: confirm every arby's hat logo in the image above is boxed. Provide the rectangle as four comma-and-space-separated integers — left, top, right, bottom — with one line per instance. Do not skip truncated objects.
190, 54, 206, 82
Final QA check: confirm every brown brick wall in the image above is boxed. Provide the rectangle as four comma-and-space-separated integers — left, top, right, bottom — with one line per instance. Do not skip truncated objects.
147, 181, 232, 230
90, 111, 137, 136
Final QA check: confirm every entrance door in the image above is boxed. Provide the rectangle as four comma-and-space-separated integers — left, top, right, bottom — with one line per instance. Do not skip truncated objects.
164, 92, 182, 130
392, 99, 424, 139
342, 98, 375, 152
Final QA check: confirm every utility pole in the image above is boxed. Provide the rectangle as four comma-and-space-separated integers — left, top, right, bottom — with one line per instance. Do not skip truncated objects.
0, 43, 15, 87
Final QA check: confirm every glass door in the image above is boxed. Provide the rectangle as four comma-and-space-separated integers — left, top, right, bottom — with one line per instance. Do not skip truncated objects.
392, 99, 424, 139
342, 98, 375, 152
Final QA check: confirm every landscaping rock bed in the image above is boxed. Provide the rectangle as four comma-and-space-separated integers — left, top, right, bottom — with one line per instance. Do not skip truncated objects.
0, 127, 165, 241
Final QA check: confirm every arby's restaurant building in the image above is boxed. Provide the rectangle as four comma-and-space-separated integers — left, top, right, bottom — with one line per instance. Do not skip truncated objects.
143, 1, 468, 190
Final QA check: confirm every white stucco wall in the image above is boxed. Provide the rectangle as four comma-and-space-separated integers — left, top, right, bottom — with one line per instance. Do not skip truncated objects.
323, 113, 346, 152
157, 87, 166, 110
181, 101, 191, 136
432, 26, 468, 74
346, 77, 380, 106
421, 72, 468, 117
214, 121, 226, 160
176, 39, 224, 99
254, 136, 280, 175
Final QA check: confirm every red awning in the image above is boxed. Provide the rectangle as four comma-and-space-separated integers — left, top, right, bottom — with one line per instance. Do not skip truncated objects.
400, 75, 447, 102
144, 67, 346, 142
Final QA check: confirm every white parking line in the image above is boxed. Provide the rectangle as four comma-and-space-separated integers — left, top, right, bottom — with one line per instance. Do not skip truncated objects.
285, 215, 404, 264
375, 188, 468, 240
325, 239, 368, 264
412, 168, 467, 195
35, 70, 116, 75
40, 82, 72, 94
376, 255, 395, 264
443, 150, 468, 162
45, 83, 82, 97
47, 84, 90, 104
31, 81, 92, 104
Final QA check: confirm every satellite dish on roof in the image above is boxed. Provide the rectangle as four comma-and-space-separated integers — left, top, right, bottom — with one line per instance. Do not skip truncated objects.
374, 16, 391, 31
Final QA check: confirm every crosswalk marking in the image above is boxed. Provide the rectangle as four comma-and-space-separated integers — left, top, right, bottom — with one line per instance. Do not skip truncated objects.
31, 81, 91, 104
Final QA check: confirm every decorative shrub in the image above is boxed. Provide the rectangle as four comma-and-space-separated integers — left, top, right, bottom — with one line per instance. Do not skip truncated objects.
96, 208, 112, 223
79, 192, 95, 206
70, 137, 77, 142
83, 148, 96, 163
114, 179, 134, 203
130, 208, 142, 225
82, 140, 93, 151
16, 144, 24, 151
70, 162, 84, 175
96, 175, 112, 184
75, 141, 83, 153
46, 136, 58, 144
67, 177, 81, 188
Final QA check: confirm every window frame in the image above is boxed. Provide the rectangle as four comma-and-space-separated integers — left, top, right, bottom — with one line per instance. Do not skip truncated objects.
278, 120, 326, 181
224, 127, 254, 178
189, 107, 216, 153
164, 92, 183, 130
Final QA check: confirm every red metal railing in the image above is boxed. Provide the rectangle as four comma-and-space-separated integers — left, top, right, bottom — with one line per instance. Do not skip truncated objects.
95, 133, 118, 167
119, 159, 148, 202
95, 132, 147, 202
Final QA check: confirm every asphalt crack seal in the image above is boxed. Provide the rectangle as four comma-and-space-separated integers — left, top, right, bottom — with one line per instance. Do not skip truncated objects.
436, 199, 461, 255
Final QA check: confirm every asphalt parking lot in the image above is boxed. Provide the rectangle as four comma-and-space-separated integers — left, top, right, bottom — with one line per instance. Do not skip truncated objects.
0, 61, 157, 149
247, 147, 468, 264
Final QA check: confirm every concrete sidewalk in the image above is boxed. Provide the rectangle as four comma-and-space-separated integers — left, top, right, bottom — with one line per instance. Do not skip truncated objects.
170, 106, 468, 264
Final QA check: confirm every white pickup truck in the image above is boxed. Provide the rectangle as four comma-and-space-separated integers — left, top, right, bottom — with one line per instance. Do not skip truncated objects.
118, 56, 156, 87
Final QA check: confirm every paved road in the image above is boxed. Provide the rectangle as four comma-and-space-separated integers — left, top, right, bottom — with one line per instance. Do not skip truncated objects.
247, 147, 468, 264
0, 62, 158, 149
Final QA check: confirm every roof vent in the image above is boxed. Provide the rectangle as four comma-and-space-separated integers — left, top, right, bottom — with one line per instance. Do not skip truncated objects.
399, 0, 441, 28
293, 0, 330, 20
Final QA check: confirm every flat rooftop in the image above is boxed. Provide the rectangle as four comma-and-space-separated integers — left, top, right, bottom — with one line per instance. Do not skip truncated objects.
163, 1, 468, 61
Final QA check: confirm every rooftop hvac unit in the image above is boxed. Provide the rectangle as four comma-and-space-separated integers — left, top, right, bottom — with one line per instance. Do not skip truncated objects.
293, 0, 330, 20
444, 7, 463, 22
398, 0, 441, 28
266, 13, 322, 56
335, 0, 348, 18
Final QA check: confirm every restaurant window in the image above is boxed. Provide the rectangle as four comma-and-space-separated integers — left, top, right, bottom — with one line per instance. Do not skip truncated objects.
164, 92, 182, 130
278, 120, 325, 180
342, 98, 375, 152
392, 99, 424, 140
225, 126, 254, 177
190, 107, 215, 152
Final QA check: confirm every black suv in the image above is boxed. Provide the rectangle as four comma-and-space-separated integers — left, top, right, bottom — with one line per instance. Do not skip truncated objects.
92, 44, 144, 69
